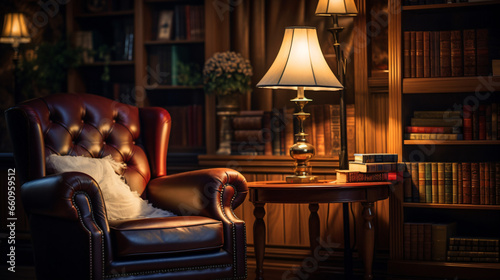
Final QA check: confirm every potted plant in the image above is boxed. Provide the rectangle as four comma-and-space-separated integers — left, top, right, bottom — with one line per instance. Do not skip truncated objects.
203, 51, 253, 154
203, 51, 253, 108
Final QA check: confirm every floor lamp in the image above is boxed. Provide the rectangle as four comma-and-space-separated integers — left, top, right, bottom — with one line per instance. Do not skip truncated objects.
316, 0, 358, 278
0, 13, 31, 104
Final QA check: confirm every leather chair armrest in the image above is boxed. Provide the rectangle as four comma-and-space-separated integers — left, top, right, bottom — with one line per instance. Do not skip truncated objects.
147, 168, 248, 220
21, 172, 107, 222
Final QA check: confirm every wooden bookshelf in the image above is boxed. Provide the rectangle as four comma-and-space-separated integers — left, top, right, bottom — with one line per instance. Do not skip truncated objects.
403, 202, 500, 211
402, 0, 500, 11
75, 10, 135, 18
403, 76, 500, 94
388, 0, 500, 278
404, 140, 500, 145
144, 39, 205, 45
389, 260, 500, 280
80, 61, 135, 67
144, 85, 204, 90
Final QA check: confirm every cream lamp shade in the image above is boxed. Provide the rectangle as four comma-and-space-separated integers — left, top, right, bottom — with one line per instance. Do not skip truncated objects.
257, 26, 343, 91
0, 13, 31, 48
315, 0, 358, 16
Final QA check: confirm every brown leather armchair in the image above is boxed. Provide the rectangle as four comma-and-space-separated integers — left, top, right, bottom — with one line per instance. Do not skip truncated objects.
5, 93, 248, 280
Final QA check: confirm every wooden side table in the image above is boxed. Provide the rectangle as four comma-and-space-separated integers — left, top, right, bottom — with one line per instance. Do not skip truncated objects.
248, 180, 392, 280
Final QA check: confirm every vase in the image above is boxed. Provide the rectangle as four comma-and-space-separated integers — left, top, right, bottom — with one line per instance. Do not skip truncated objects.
216, 94, 240, 155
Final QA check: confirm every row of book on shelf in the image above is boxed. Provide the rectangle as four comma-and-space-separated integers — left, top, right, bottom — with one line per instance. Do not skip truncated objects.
404, 222, 499, 263
403, 162, 500, 205
229, 104, 355, 156
405, 103, 500, 140
74, 18, 134, 63
403, 0, 489, 5
403, 29, 489, 78
155, 5, 205, 41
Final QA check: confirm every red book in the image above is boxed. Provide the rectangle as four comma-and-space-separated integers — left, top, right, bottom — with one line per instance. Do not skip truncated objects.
486, 104, 492, 140
485, 162, 490, 205
433, 31, 440, 77
404, 223, 411, 260
404, 31, 411, 78
471, 162, 479, 204
440, 31, 451, 77
411, 31, 416, 78
424, 224, 432, 261
496, 163, 500, 205
463, 29, 476, 76
450, 30, 463, 77
490, 162, 496, 205
410, 223, 418, 260
479, 162, 486, 205
462, 162, 471, 204
405, 126, 461, 134
463, 105, 473, 140
417, 224, 424, 260
416, 31, 424, 78
479, 105, 486, 140
423, 31, 430, 78
430, 31, 436, 77
476, 29, 489, 76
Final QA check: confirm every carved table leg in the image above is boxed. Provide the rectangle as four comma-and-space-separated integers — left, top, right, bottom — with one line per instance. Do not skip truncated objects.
361, 202, 375, 280
253, 203, 266, 280
308, 203, 320, 254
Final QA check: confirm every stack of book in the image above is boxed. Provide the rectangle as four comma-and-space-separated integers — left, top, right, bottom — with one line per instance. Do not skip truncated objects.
405, 110, 463, 140
447, 237, 500, 263
403, 29, 489, 78
406, 102, 499, 141
403, 161, 500, 205
231, 111, 270, 155
336, 153, 402, 183
404, 222, 457, 261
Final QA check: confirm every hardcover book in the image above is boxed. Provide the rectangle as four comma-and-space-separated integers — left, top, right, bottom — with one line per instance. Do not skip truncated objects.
353, 153, 398, 163
348, 162, 405, 173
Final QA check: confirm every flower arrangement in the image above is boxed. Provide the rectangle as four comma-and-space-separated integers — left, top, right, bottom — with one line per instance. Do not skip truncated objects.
203, 51, 253, 96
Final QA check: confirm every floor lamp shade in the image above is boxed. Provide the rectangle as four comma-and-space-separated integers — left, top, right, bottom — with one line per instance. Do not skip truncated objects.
315, 0, 358, 16
257, 26, 342, 91
0, 13, 31, 48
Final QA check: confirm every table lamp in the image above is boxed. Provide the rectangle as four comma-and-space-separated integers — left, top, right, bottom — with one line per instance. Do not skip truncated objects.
315, 0, 358, 171
257, 26, 343, 183
1, 13, 31, 104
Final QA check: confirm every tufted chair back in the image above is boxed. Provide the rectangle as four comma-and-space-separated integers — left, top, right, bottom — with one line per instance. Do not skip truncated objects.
6, 93, 169, 196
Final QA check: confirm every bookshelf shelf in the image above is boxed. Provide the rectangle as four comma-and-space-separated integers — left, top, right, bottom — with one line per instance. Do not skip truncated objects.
81, 61, 135, 67
402, 0, 500, 11
389, 260, 500, 280
402, 76, 500, 94
145, 39, 205, 45
404, 140, 500, 145
75, 10, 135, 18
403, 202, 500, 210
145, 85, 204, 90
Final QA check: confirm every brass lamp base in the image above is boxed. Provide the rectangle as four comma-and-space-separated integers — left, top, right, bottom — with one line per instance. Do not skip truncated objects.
286, 175, 318, 183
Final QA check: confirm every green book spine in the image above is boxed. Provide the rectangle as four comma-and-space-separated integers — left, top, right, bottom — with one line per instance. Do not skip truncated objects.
432, 162, 438, 203
419, 162, 426, 203
452, 162, 458, 204
438, 162, 445, 203
445, 163, 453, 203
425, 162, 432, 203
458, 163, 462, 204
